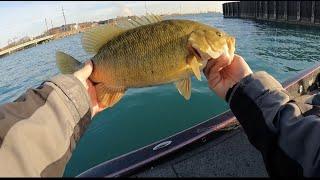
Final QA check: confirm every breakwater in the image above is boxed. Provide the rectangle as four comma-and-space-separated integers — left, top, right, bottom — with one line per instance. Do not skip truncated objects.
223, 1, 320, 26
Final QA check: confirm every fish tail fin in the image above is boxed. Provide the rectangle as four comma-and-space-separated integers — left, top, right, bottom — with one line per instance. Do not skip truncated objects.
56, 51, 82, 74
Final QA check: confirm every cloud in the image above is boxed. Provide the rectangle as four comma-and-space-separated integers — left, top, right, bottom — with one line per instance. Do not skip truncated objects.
116, 4, 133, 16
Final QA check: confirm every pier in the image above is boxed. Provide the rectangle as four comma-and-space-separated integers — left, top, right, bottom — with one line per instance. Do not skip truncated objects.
223, 1, 320, 26
0, 35, 54, 57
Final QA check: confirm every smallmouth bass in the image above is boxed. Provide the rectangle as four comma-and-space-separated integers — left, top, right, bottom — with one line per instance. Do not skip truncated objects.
56, 15, 235, 108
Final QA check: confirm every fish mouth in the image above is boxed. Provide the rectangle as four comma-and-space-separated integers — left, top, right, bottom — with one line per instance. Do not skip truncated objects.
192, 47, 202, 60
192, 42, 234, 63
190, 46, 212, 69
191, 46, 222, 62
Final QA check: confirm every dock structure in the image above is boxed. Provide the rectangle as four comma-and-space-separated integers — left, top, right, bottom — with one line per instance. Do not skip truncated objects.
0, 35, 54, 57
223, 1, 320, 26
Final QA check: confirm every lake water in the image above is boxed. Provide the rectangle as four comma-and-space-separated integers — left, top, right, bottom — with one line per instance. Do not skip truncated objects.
0, 13, 320, 177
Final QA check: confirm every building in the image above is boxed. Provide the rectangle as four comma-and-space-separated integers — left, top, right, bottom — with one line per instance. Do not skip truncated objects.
60, 23, 77, 31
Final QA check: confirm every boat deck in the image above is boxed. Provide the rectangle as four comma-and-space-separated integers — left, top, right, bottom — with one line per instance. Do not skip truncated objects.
132, 127, 268, 177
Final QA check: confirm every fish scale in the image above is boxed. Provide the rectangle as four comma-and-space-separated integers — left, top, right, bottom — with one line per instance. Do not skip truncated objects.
93, 22, 184, 87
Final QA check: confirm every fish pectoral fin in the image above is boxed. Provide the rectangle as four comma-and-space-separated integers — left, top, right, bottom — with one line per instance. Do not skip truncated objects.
82, 24, 126, 55
187, 55, 202, 81
56, 51, 82, 74
175, 77, 192, 100
96, 83, 126, 108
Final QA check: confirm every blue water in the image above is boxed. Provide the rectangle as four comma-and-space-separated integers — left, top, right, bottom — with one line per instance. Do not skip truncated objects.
0, 13, 319, 177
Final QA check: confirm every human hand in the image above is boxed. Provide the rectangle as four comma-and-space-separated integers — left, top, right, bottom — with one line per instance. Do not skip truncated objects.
203, 54, 253, 100
73, 60, 106, 117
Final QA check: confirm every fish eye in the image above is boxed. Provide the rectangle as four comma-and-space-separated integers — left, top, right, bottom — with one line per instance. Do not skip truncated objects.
216, 32, 222, 37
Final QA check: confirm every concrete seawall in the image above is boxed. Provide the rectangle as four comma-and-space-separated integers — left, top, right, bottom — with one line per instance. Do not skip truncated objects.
223, 1, 320, 26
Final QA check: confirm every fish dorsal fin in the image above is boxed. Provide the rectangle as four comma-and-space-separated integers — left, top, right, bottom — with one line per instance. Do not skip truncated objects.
116, 14, 163, 30
82, 24, 126, 55
175, 77, 192, 100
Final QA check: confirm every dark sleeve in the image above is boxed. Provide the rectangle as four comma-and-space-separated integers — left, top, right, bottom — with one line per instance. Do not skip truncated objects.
226, 71, 320, 177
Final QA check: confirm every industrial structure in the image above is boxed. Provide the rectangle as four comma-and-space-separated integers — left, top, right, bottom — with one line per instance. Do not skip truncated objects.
223, 1, 320, 26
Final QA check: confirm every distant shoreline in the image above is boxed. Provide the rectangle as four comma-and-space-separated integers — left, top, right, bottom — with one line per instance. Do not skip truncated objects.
0, 12, 222, 58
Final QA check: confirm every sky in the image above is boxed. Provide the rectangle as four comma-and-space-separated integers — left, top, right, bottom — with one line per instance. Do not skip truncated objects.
0, 1, 228, 48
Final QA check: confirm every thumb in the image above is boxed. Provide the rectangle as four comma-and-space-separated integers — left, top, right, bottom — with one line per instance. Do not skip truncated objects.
211, 54, 232, 73
74, 60, 93, 81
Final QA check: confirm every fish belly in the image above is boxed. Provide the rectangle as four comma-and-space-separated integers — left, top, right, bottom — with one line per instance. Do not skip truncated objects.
91, 51, 191, 89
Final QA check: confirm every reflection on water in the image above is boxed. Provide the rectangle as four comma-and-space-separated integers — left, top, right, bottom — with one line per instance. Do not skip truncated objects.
0, 13, 319, 176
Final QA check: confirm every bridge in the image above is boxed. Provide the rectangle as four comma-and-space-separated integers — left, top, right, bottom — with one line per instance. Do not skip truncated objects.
0, 35, 54, 57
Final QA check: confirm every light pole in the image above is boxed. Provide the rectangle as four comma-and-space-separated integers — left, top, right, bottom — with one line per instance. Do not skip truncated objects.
45, 18, 49, 34
62, 5, 67, 31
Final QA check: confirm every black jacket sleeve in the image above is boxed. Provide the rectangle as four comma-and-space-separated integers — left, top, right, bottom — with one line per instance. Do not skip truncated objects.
227, 71, 320, 177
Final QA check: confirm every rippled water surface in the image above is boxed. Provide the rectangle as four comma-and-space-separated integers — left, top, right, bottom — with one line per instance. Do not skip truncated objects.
0, 13, 320, 176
